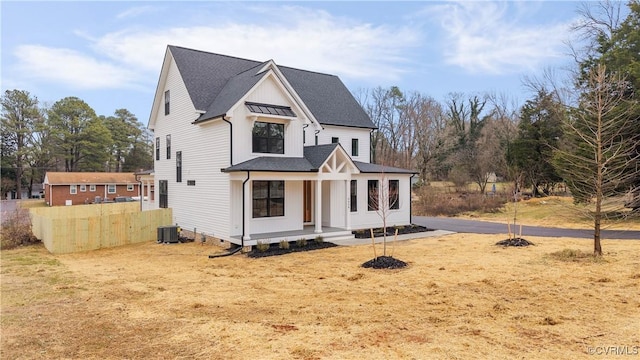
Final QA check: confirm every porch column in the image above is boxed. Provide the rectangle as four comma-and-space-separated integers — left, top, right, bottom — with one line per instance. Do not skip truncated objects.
315, 180, 322, 233
243, 180, 252, 241
345, 179, 351, 230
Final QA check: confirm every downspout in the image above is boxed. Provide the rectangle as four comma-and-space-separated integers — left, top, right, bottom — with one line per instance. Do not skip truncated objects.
241, 171, 250, 248
222, 117, 233, 166
302, 124, 309, 145
314, 129, 320, 145
134, 173, 143, 212
409, 174, 415, 224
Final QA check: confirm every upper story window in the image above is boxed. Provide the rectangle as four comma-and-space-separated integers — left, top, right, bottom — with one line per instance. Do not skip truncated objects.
166, 134, 171, 159
176, 151, 182, 183
252, 122, 284, 154
164, 90, 170, 115
155, 137, 160, 161
332, 137, 339, 144
352, 138, 359, 157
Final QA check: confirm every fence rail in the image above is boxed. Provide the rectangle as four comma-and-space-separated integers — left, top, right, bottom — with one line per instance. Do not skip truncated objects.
29, 203, 173, 254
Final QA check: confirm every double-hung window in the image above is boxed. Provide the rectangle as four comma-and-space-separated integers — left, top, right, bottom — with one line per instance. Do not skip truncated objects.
253, 181, 284, 218
156, 137, 160, 160
70, 185, 77, 194
252, 122, 284, 154
352, 139, 359, 157
107, 184, 116, 194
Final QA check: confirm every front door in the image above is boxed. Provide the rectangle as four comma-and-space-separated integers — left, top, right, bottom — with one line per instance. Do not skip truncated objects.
303, 180, 312, 223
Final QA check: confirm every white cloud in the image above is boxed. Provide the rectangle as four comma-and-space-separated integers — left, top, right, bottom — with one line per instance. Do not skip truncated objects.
116, 5, 159, 20
13, 45, 140, 90
94, 5, 420, 81
9, 5, 420, 91
426, 1, 573, 75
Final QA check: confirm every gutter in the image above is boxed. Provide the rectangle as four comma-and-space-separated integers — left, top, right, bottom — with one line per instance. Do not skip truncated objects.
222, 117, 233, 166
241, 171, 250, 249
210, 170, 249, 259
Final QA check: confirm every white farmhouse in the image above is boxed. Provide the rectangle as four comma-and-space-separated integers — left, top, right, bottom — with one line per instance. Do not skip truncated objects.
147, 45, 415, 247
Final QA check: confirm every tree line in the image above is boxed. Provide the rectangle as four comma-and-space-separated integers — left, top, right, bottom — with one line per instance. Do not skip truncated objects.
357, 1, 639, 255
1, 93, 153, 199
357, 1, 639, 197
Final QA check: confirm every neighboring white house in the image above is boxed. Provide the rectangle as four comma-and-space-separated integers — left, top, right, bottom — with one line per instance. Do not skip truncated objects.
148, 45, 415, 247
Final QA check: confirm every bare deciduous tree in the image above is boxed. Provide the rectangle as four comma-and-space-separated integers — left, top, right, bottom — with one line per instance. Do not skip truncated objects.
554, 64, 640, 256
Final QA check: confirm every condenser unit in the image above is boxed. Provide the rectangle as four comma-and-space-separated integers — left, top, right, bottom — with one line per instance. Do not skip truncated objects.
157, 226, 179, 243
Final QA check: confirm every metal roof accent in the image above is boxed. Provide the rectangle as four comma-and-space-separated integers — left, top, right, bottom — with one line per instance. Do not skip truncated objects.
246, 102, 296, 117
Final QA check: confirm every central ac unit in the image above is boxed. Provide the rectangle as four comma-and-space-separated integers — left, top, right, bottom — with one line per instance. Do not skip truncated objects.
157, 226, 179, 243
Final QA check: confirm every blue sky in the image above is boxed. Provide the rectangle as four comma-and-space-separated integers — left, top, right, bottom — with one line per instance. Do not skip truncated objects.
2, 1, 584, 125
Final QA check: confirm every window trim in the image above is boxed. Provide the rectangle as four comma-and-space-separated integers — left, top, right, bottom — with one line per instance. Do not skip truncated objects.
368, 180, 379, 211
176, 151, 182, 183
166, 134, 171, 160
389, 179, 399, 210
350, 180, 357, 212
252, 121, 284, 154
127, 184, 134, 191
79, 184, 86, 192
331, 137, 339, 144
352, 138, 359, 157
252, 180, 285, 218
70, 185, 77, 194
164, 90, 170, 115
156, 137, 160, 161
89, 184, 96, 192
107, 184, 116, 194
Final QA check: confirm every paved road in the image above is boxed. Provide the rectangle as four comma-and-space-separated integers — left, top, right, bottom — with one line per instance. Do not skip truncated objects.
413, 216, 640, 240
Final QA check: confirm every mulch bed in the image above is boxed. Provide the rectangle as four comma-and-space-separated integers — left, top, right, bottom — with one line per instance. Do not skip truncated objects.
495, 238, 535, 247
353, 224, 434, 239
362, 256, 408, 269
247, 241, 338, 258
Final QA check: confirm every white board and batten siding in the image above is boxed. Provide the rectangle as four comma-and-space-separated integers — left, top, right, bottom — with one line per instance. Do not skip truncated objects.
313, 125, 371, 163
152, 57, 231, 240
248, 179, 304, 236
231, 75, 307, 164
350, 174, 412, 230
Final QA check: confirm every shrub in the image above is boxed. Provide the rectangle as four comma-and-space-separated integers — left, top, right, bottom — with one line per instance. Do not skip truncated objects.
314, 235, 324, 244
279, 240, 290, 250
296, 238, 307, 248
256, 241, 270, 252
413, 185, 507, 216
0, 209, 39, 250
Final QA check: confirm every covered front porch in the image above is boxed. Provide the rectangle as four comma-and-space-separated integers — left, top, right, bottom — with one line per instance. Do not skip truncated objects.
230, 225, 354, 246
223, 143, 359, 246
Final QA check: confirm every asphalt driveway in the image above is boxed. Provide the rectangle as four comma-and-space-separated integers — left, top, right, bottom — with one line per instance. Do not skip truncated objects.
413, 216, 640, 240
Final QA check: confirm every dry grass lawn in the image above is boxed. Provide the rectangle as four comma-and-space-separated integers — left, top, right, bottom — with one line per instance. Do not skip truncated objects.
460, 196, 640, 231
2, 234, 639, 359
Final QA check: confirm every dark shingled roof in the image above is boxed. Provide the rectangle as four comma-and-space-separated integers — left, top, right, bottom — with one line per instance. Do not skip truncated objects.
353, 161, 417, 174
168, 45, 376, 129
224, 144, 341, 173
303, 143, 340, 169
222, 157, 317, 173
